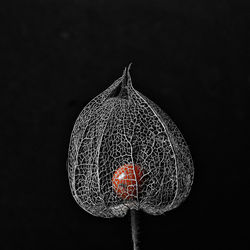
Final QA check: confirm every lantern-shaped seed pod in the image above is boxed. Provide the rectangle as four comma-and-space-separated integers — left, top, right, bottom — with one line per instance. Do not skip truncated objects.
67, 65, 194, 218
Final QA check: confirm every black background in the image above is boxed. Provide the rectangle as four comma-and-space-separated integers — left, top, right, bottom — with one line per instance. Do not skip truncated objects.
1, 0, 249, 249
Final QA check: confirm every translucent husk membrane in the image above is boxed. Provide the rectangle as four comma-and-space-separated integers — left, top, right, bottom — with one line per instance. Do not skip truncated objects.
67, 65, 194, 218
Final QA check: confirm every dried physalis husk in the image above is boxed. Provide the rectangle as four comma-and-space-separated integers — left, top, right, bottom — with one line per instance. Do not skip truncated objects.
67, 65, 194, 218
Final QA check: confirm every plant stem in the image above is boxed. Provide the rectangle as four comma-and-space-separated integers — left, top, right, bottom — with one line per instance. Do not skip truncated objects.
130, 209, 139, 250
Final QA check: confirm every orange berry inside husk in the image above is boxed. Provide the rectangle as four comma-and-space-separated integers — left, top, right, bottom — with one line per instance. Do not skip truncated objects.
112, 164, 143, 200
